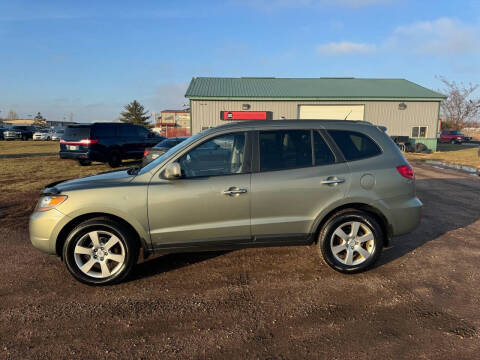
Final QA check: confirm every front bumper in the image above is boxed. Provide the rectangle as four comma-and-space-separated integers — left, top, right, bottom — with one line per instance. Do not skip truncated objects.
29, 208, 70, 255
4, 134, 21, 140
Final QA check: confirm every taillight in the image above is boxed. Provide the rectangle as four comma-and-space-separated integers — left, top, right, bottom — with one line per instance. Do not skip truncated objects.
60, 138, 98, 145
396, 165, 414, 179
80, 138, 98, 145
143, 150, 149, 157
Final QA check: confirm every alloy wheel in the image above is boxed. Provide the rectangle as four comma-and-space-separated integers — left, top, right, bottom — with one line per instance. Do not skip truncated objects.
73, 230, 126, 278
329, 221, 375, 266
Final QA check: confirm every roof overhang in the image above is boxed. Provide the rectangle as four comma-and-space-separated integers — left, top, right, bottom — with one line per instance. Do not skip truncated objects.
187, 96, 446, 102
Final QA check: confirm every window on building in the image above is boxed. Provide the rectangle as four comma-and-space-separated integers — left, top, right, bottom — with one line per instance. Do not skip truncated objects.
179, 133, 246, 178
412, 126, 427, 138
328, 130, 382, 161
259, 130, 312, 171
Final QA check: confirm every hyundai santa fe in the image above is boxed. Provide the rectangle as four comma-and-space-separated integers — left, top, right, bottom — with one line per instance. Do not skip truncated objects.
30, 120, 422, 285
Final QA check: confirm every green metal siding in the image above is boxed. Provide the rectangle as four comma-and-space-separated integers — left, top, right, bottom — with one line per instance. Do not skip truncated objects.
409, 138, 438, 152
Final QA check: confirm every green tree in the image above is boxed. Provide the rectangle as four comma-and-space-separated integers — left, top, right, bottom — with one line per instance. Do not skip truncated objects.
119, 100, 152, 128
33, 112, 46, 127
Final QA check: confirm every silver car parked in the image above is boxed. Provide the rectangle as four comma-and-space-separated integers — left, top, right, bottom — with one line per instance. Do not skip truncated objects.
30, 120, 422, 285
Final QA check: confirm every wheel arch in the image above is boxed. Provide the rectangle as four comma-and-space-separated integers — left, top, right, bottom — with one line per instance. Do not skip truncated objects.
311, 203, 392, 247
55, 212, 148, 259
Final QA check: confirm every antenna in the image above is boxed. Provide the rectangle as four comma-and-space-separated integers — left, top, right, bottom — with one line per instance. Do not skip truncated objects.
344, 110, 352, 120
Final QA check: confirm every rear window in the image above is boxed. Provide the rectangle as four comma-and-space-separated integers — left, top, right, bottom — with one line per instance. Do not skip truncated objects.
64, 126, 91, 140
328, 130, 381, 161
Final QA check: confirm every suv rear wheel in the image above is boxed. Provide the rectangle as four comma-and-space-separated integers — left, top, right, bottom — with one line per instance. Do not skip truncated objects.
317, 210, 383, 273
108, 149, 122, 168
78, 159, 91, 166
62, 218, 139, 285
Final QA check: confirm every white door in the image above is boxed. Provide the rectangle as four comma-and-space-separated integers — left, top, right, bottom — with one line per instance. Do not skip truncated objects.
299, 105, 364, 120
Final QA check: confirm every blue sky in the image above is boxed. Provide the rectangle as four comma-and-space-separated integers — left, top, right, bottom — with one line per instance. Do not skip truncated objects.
1, 0, 480, 122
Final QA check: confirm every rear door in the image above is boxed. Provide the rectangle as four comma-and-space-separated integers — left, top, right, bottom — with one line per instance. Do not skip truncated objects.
250, 129, 350, 242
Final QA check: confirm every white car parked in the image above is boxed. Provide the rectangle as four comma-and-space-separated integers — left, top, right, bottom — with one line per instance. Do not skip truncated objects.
33, 129, 54, 141
51, 129, 65, 141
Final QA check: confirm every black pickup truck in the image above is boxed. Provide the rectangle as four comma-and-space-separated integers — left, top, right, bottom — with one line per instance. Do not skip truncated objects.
59, 122, 165, 167
3, 125, 35, 140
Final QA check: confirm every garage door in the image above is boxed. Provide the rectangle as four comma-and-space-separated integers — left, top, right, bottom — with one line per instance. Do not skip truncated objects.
299, 105, 364, 120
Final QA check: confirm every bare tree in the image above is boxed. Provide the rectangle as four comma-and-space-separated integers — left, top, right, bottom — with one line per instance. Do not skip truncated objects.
7, 109, 18, 120
438, 76, 480, 129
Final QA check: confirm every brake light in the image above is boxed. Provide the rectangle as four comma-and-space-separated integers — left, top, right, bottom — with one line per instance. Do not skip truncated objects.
60, 138, 98, 145
143, 150, 149, 157
396, 165, 414, 179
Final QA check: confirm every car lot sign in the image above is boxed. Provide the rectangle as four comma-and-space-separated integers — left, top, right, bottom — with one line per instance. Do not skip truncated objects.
220, 111, 273, 121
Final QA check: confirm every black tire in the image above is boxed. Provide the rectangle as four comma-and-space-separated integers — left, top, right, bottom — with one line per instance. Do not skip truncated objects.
317, 210, 384, 273
107, 149, 122, 168
22, 135, 27, 141
62, 217, 139, 285
78, 159, 91, 166
415, 142, 426, 153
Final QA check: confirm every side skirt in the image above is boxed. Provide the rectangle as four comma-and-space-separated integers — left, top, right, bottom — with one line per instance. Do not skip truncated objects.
149, 233, 313, 254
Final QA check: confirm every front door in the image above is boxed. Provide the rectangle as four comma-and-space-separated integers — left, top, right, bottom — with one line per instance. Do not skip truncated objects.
251, 129, 350, 242
148, 132, 252, 248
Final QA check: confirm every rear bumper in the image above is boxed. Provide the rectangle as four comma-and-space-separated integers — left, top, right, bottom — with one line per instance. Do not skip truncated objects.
375, 196, 422, 236
59, 151, 103, 161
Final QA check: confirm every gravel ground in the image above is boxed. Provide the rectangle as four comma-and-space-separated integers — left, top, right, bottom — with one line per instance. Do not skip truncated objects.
0, 163, 479, 359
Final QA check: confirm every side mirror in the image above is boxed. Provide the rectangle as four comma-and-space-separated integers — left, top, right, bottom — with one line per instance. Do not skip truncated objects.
164, 162, 182, 180
147, 132, 155, 138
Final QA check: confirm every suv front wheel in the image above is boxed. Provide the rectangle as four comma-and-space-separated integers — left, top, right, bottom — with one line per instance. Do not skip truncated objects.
63, 217, 139, 285
317, 210, 383, 273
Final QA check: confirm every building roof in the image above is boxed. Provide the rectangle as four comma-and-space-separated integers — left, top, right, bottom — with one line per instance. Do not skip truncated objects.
161, 109, 190, 113
185, 77, 446, 101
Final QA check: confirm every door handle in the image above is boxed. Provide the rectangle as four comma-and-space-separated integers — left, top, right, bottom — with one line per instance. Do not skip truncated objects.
223, 187, 248, 196
321, 178, 345, 185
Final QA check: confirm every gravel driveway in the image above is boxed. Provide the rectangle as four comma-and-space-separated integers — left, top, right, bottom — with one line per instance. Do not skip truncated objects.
0, 164, 479, 359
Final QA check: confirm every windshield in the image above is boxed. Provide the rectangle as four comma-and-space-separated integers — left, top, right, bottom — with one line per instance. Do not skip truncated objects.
36, 129, 48, 133
138, 132, 204, 174
451, 131, 463, 135
13, 126, 28, 130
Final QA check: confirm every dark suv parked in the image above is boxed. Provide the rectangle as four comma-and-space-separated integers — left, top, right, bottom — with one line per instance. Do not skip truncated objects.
59, 123, 164, 167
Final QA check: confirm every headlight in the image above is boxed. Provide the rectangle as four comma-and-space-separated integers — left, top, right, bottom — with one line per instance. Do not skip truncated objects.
36, 195, 68, 212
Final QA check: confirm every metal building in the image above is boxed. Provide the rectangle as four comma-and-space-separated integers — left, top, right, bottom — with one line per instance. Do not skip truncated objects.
185, 77, 446, 151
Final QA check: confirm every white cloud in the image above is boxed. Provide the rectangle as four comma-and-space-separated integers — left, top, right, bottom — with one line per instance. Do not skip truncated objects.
317, 41, 376, 55
387, 17, 480, 55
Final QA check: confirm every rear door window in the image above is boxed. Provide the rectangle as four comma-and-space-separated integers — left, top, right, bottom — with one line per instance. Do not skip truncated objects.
259, 130, 312, 171
92, 124, 117, 137
119, 124, 134, 137
328, 130, 381, 161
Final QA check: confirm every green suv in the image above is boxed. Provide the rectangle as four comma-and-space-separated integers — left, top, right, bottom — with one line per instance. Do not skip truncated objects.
30, 120, 422, 285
